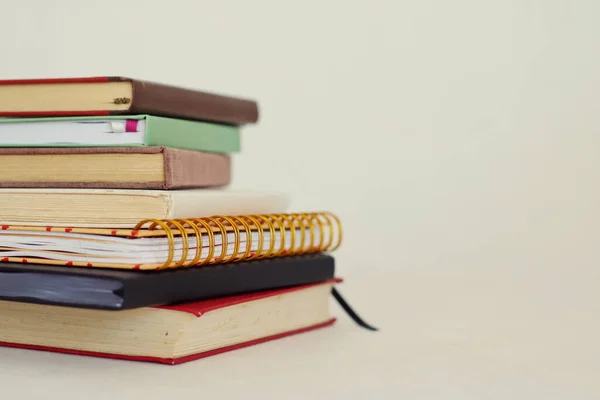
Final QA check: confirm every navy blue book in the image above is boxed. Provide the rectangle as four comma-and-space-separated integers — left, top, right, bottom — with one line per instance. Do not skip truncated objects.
0, 254, 334, 310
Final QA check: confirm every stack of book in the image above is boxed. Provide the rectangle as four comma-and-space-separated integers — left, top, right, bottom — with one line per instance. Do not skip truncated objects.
0, 76, 365, 365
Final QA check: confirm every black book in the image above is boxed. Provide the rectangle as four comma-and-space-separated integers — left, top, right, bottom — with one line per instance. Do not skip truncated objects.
0, 254, 335, 310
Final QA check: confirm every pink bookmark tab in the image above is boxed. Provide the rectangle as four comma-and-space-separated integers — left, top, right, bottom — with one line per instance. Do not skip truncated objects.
125, 119, 139, 132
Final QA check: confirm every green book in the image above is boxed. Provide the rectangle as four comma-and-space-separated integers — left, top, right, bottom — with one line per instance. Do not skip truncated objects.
0, 115, 239, 153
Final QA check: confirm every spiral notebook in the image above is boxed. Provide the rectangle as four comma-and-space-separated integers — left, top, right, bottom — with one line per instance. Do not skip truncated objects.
0, 212, 342, 270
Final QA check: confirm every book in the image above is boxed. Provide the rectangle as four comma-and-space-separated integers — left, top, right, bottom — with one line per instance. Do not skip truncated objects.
0, 76, 259, 125
0, 280, 336, 364
0, 212, 342, 270
0, 147, 231, 189
0, 189, 290, 227
0, 115, 240, 153
0, 254, 335, 310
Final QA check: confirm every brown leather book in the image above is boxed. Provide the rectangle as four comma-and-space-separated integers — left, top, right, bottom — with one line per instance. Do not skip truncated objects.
0, 147, 231, 189
0, 76, 259, 126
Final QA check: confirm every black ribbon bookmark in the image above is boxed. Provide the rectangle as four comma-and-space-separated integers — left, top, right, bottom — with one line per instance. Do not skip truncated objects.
331, 287, 378, 331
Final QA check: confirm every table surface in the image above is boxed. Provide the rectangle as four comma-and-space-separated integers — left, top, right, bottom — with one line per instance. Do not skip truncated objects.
1, 264, 598, 399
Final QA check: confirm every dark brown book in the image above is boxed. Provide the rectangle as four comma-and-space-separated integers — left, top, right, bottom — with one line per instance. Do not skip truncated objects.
0, 147, 231, 189
0, 76, 259, 126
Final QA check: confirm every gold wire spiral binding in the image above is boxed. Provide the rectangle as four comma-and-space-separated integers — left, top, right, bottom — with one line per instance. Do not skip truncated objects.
266, 214, 286, 256
227, 216, 253, 262
300, 213, 316, 253
309, 213, 325, 252
325, 212, 343, 251
315, 213, 329, 251
244, 215, 264, 260
213, 216, 243, 263
163, 219, 189, 268
130, 212, 342, 270
189, 218, 216, 266
278, 214, 297, 255
132, 219, 176, 267
175, 219, 203, 266
256, 214, 276, 258
208, 217, 229, 263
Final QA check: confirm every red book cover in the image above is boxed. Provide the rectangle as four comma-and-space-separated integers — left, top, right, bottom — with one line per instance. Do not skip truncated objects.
0, 320, 336, 365
0, 279, 340, 364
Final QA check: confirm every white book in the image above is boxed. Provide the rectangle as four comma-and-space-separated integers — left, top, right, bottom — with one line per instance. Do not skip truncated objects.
0, 118, 148, 145
0, 188, 290, 227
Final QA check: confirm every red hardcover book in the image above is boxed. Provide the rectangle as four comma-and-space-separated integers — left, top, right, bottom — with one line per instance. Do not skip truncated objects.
0, 76, 258, 126
0, 280, 339, 364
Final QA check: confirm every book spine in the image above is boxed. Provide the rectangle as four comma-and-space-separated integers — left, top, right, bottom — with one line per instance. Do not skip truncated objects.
128, 79, 259, 126
162, 148, 231, 189
144, 115, 241, 153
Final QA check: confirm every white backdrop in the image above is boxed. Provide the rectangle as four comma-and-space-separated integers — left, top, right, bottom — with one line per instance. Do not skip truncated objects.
2, 1, 600, 397
2, 0, 600, 276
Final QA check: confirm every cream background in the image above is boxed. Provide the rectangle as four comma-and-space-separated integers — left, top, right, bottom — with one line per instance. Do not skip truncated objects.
1, 0, 599, 398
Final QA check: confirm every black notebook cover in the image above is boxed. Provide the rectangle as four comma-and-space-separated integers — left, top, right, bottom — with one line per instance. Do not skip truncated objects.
0, 254, 335, 310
